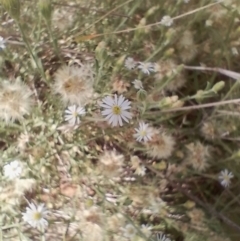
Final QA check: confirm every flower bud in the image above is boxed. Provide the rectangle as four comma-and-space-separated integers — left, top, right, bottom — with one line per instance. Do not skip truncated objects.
164, 48, 175, 57
211, 81, 225, 93
38, 0, 52, 23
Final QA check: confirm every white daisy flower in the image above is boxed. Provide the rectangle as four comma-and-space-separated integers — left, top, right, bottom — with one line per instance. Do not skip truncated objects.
121, 224, 137, 238
64, 105, 86, 126
0, 36, 6, 49
148, 197, 166, 215
157, 233, 171, 241
205, 20, 213, 27
134, 122, 153, 142
160, 15, 173, 27
138, 62, 155, 75
22, 202, 48, 229
3, 160, 23, 180
100, 94, 132, 127
219, 169, 234, 187
124, 57, 137, 70
231, 47, 239, 56
135, 165, 146, 176
140, 224, 152, 237
132, 79, 144, 90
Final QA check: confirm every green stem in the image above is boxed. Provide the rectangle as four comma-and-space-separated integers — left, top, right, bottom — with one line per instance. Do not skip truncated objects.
46, 21, 64, 63
17, 23, 47, 82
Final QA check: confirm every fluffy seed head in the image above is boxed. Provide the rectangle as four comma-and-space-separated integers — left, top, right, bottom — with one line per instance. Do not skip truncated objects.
177, 30, 197, 63
53, 64, 94, 106
187, 208, 205, 226
0, 80, 33, 123
121, 224, 137, 238
52, 8, 75, 31
201, 121, 218, 140
154, 60, 186, 91
107, 213, 125, 232
81, 222, 104, 241
112, 77, 130, 94
98, 151, 124, 178
83, 206, 104, 226
145, 128, 175, 159
185, 142, 209, 171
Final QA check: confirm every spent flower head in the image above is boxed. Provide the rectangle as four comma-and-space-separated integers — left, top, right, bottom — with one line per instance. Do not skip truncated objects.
154, 60, 186, 91
160, 15, 173, 27
121, 224, 137, 238
138, 62, 155, 75
132, 79, 144, 90
3, 160, 23, 180
141, 224, 152, 237
54, 64, 94, 106
22, 202, 48, 229
64, 105, 86, 126
145, 128, 175, 159
125, 57, 137, 70
186, 142, 209, 171
100, 94, 132, 127
219, 169, 234, 187
0, 80, 33, 123
134, 165, 146, 176
98, 151, 124, 178
148, 197, 167, 216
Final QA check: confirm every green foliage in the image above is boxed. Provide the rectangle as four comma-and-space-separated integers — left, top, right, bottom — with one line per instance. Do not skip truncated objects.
0, 0, 239, 240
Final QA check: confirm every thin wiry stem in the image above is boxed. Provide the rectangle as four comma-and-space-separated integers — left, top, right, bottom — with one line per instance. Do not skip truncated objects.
147, 165, 240, 233
17, 23, 47, 82
74, 0, 223, 38
77, 0, 133, 36
157, 98, 240, 113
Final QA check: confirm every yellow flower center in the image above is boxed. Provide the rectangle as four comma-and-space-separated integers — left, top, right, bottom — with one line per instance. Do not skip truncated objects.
223, 174, 230, 181
140, 130, 146, 137
112, 106, 121, 115
33, 212, 42, 221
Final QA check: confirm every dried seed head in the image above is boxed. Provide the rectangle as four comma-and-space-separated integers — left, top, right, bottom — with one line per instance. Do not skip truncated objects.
112, 76, 130, 94
176, 30, 197, 63
98, 151, 124, 179
154, 60, 186, 91
145, 128, 175, 159
53, 64, 95, 106
185, 142, 210, 171
0, 80, 33, 123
